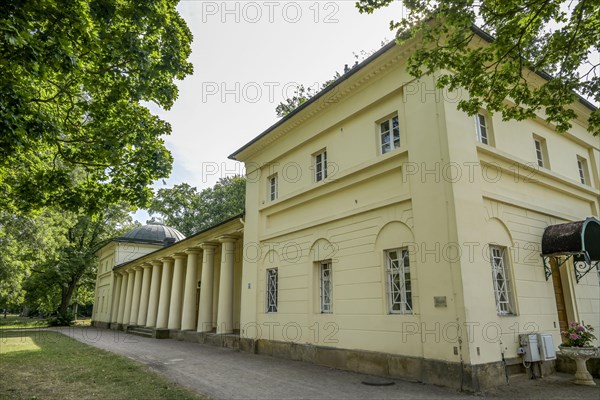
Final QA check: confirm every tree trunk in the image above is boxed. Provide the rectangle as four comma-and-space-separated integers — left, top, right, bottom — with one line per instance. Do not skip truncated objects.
59, 280, 76, 316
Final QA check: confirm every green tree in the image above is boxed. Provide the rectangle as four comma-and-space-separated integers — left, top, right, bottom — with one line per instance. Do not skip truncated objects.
24, 203, 137, 319
356, 0, 599, 134
147, 176, 246, 236
276, 72, 341, 118
0, 210, 72, 314
0, 0, 193, 213
146, 183, 203, 237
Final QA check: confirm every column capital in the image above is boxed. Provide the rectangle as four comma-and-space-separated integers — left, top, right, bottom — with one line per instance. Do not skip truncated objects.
172, 253, 187, 260
217, 235, 237, 244
141, 263, 152, 269
127, 268, 136, 275
160, 257, 174, 263
150, 260, 162, 267
185, 247, 201, 255
200, 242, 218, 251
133, 265, 143, 271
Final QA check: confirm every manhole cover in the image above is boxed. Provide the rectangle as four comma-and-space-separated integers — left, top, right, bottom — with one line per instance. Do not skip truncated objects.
361, 378, 395, 386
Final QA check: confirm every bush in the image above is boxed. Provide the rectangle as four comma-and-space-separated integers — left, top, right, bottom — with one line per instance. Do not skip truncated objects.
47, 311, 74, 327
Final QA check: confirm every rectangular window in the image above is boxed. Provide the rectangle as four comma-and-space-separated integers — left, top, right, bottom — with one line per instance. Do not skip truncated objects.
268, 173, 278, 201
385, 248, 412, 314
266, 268, 278, 313
319, 261, 333, 313
490, 245, 514, 316
577, 157, 589, 185
314, 149, 328, 182
475, 113, 489, 145
533, 135, 549, 168
380, 115, 400, 154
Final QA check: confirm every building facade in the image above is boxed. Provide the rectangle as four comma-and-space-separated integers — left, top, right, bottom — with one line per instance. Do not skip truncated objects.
93, 217, 244, 335
93, 36, 599, 391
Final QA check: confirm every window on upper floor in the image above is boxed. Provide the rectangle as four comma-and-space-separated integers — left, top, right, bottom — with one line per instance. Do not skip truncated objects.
385, 248, 412, 314
576, 156, 590, 185
533, 135, 550, 168
489, 245, 515, 316
314, 149, 328, 182
319, 260, 333, 313
266, 268, 278, 313
475, 112, 493, 145
267, 173, 278, 201
380, 115, 400, 154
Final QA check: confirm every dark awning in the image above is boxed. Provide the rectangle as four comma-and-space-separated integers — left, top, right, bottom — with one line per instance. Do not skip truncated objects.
542, 217, 600, 261
541, 216, 600, 282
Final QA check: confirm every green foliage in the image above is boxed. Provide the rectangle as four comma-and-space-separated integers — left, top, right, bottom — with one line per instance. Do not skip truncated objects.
147, 176, 246, 236
0, 209, 73, 313
276, 72, 341, 118
356, 0, 599, 134
47, 310, 75, 327
561, 322, 597, 347
21, 203, 137, 316
0, 0, 193, 213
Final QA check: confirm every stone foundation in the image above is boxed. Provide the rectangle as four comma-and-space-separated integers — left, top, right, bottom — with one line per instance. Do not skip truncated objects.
92, 322, 557, 392
91, 320, 110, 329
250, 338, 514, 392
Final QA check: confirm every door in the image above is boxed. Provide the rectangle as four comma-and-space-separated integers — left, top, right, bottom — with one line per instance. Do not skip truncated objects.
551, 259, 569, 336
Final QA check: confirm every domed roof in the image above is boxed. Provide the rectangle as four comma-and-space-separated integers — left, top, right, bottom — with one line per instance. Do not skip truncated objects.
118, 223, 185, 245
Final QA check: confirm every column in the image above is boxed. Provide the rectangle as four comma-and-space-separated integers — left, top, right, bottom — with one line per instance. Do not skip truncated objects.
137, 264, 152, 326
168, 254, 187, 330
181, 248, 200, 330
110, 273, 123, 324
217, 237, 236, 334
129, 266, 143, 325
146, 260, 162, 327
156, 258, 173, 329
197, 243, 217, 332
122, 269, 135, 325
117, 271, 129, 324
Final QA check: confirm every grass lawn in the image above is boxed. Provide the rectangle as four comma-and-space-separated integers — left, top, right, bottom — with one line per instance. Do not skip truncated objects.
0, 315, 93, 330
0, 330, 204, 400
0, 315, 48, 329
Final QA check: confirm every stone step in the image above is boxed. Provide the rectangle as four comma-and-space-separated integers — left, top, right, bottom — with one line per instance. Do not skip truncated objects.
127, 326, 154, 338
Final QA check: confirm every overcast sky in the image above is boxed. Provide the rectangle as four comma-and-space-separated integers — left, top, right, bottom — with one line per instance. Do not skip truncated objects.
135, 1, 406, 222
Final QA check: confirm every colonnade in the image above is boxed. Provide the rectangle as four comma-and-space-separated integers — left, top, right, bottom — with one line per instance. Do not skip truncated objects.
110, 237, 237, 334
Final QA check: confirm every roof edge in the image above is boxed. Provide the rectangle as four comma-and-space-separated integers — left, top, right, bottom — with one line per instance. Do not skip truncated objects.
113, 212, 245, 271
230, 25, 596, 161
228, 41, 397, 160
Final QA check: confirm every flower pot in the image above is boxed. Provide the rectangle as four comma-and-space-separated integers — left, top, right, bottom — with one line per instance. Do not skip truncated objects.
558, 346, 599, 386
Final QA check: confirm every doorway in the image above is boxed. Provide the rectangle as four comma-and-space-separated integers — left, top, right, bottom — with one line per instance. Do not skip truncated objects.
551, 259, 569, 336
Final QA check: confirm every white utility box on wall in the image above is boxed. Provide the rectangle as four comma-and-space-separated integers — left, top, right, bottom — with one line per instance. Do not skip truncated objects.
537, 333, 556, 361
520, 334, 541, 362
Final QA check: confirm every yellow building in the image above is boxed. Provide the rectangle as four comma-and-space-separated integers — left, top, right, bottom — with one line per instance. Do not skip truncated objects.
93, 34, 599, 391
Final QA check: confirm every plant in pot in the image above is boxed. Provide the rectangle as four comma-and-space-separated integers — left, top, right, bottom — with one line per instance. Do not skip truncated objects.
559, 322, 598, 386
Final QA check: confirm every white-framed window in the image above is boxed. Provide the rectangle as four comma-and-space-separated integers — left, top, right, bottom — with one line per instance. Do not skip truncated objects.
319, 261, 333, 313
533, 135, 549, 168
489, 245, 514, 316
314, 149, 328, 182
577, 156, 590, 185
385, 248, 412, 314
380, 115, 400, 154
475, 113, 490, 145
266, 268, 278, 313
268, 173, 278, 201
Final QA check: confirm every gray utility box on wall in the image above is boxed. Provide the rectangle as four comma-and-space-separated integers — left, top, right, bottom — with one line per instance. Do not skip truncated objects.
519, 333, 556, 362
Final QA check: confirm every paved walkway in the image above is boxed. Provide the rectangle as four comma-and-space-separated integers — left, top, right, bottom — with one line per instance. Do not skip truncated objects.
41, 327, 600, 399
